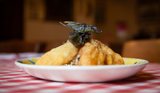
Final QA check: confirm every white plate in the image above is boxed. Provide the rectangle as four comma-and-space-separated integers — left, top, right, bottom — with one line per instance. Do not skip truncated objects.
15, 58, 148, 82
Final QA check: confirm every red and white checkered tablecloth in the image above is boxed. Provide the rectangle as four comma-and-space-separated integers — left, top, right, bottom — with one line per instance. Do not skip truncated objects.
0, 53, 160, 93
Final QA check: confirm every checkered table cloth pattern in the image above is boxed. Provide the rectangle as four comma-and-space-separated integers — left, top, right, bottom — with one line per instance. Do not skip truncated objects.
0, 53, 160, 93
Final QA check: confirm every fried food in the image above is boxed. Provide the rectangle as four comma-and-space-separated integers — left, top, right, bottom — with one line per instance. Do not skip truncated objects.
36, 21, 124, 66
97, 40, 124, 65
78, 40, 105, 65
36, 41, 78, 65
78, 39, 124, 65
36, 39, 124, 66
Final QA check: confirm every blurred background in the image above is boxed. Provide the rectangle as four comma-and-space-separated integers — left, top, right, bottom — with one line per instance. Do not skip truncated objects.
0, 0, 160, 61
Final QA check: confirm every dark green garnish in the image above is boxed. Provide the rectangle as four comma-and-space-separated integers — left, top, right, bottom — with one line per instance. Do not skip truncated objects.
28, 60, 36, 64
134, 62, 138, 64
60, 21, 102, 47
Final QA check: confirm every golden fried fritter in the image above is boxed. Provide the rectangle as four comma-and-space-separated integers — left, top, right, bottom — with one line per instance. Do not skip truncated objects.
96, 40, 124, 65
78, 41, 105, 65
36, 39, 124, 66
78, 39, 124, 65
36, 41, 78, 65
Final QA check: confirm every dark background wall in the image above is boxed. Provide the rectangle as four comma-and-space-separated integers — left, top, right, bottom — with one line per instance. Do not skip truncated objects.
0, 0, 23, 41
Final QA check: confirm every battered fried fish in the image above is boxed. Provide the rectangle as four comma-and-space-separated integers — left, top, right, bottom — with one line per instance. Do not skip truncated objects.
36, 21, 124, 66
77, 39, 124, 66
36, 41, 78, 65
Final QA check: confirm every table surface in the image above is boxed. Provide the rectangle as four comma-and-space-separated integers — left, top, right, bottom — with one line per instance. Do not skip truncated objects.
0, 53, 160, 93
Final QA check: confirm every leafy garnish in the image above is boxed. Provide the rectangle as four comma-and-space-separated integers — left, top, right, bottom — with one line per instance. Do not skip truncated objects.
60, 21, 102, 47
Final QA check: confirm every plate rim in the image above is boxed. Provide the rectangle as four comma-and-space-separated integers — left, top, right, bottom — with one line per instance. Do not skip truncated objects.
15, 57, 149, 70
